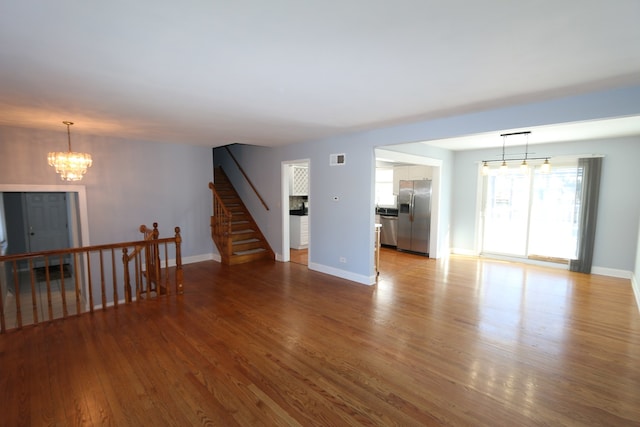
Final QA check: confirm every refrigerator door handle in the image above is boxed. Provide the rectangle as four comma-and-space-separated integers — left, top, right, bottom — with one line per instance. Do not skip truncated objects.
409, 193, 414, 222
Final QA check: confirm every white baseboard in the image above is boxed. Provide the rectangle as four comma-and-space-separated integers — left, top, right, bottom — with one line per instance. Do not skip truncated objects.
450, 248, 477, 256
307, 262, 375, 286
631, 274, 640, 312
591, 266, 632, 279
183, 253, 217, 265
161, 253, 218, 268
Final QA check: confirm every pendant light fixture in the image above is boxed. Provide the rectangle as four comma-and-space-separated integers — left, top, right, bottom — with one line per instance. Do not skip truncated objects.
481, 131, 550, 175
48, 121, 93, 181
520, 132, 529, 173
499, 134, 508, 174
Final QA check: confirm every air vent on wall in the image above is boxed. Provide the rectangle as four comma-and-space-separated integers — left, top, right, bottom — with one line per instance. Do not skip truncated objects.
330, 153, 346, 166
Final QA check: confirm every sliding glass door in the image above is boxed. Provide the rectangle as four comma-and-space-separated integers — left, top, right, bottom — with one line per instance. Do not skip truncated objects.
481, 162, 579, 260
482, 170, 530, 256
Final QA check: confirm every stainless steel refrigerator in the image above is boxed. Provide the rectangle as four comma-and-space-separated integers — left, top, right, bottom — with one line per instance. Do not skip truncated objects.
397, 180, 431, 255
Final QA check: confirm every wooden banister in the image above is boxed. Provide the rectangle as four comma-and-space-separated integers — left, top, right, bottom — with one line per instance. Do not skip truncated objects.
0, 225, 183, 333
208, 182, 234, 261
224, 146, 270, 211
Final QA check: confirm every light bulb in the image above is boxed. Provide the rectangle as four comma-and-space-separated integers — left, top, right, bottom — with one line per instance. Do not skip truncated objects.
540, 158, 551, 173
482, 161, 490, 175
499, 161, 508, 174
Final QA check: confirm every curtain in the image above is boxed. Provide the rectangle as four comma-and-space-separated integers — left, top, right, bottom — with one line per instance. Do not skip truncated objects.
569, 157, 602, 273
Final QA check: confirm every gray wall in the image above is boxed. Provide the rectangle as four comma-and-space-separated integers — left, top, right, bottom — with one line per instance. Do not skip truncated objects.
215, 85, 640, 284
634, 216, 640, 308
3, 84, 640, 287
0, 126, 214, 261
452, 138, 640, 274
215, 137, 456, 285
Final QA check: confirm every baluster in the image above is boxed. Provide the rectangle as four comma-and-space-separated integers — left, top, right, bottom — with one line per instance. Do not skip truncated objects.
87, 252, 94, 312
99, 250, 106, 310
29, 258, 38, 325
0, 265, 5, 333
175, 227, 183, 294
135, 249, 141, 301
44, 256, 53, 321
74, 252, 82, 314
111, 248, 118, 307
12, 260, 22, 328
163, 241, 170, 296
123, 247, 131, 303
59, 254, 68, 318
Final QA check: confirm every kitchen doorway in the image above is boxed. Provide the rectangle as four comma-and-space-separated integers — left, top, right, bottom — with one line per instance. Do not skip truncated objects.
281, 160, 310, 266
374, 149, 443, 259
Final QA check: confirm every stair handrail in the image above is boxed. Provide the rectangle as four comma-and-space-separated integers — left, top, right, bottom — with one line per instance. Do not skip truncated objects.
123, 223, 166, 301
224, 146, 270, 211
125, 222, 159, 261
208, 182, 234, 261
0, 228, 183, 333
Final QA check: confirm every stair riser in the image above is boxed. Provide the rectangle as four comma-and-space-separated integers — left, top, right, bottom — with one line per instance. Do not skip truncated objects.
226, 251, 272, 265
233, 242, 267, 252
231, 232, 259, 241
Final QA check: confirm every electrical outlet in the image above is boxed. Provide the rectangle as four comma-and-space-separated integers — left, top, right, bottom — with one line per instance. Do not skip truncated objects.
339, 257, 346, 263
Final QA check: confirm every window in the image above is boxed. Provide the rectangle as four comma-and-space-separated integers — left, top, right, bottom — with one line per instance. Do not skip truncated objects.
375, 167, 395, 207
481, 161, 579, 261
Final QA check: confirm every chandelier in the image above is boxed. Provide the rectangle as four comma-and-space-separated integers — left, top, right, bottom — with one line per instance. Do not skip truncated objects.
48, 121, 93, 181
481, 131, 550, 175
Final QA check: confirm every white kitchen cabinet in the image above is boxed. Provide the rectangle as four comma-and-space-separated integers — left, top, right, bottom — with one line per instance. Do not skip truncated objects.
289, 165, 309, 196
393, 165, 432, 195
290, 215, 309, 249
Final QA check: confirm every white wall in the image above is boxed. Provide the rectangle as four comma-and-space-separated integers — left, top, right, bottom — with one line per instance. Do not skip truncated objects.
0, 126, 214, 262
451, 138, 640, 276
633, 216, 640, 310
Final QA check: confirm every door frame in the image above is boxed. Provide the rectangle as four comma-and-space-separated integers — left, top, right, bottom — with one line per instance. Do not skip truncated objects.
375, 149, 442, 258
281, 159, 310, 264
0, 184, 90, 248
0, 184, 90, 308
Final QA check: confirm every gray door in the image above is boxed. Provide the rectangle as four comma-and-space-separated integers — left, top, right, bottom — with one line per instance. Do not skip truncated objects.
25, 193, 70, 262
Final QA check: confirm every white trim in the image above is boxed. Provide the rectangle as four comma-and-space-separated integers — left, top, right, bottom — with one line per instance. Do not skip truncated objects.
308, 262, 374, 286
591, 266, 632, 279
0, 184, 91, 311
0, 184, 90, 247
374, 148, 442, 259
281, 159, 311, 265
182, 253, 215, 265
632, 273, 640, 312
450, 247, 478, 256
453, 250, 636, 281
375, 149, 444, 168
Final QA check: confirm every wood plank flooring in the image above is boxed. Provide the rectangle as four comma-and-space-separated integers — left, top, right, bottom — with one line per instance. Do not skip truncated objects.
1, 249, 639, 426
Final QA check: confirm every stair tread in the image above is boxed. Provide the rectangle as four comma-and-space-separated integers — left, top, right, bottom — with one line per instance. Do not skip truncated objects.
232, 228, 255, 234
233, 238, 261, 245
233, 248, 267, 255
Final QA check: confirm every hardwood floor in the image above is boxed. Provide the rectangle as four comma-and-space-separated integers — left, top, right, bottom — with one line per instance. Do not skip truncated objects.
1, 249, 639, 426
289, 248, 308, 266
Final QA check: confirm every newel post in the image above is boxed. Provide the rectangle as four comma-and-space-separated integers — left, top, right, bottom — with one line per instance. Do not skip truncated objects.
174, 227, 183, 294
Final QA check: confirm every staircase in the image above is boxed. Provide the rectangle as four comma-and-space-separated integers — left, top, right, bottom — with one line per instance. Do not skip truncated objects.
209, 167, 275, 265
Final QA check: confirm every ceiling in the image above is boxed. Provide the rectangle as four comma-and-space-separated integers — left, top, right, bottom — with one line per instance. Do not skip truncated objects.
1, 1, 640, 149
